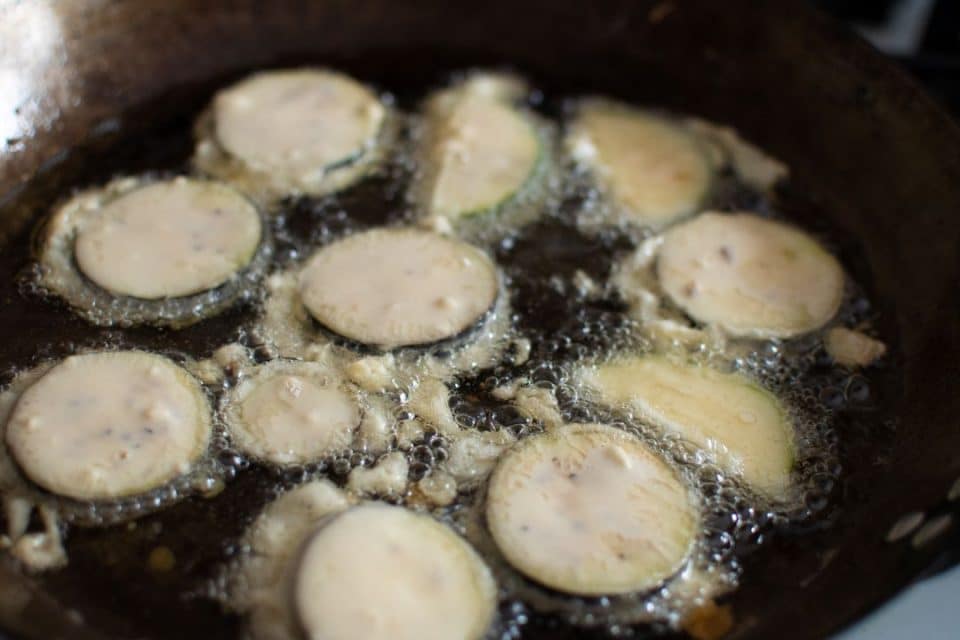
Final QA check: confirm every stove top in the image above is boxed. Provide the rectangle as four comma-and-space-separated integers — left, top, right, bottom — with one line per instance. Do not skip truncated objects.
815, 0, 960, 113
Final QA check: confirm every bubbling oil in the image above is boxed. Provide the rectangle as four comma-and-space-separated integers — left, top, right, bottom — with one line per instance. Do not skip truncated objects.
426, 327, 851, 631
19, 172, 275, 330
0, 67, 892, 640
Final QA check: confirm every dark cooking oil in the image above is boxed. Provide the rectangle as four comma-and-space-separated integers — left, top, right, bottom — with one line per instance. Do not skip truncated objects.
0, 61, 898, 640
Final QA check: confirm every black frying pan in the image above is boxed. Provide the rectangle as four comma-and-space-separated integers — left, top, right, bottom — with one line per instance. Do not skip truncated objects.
1, 1, 959, 639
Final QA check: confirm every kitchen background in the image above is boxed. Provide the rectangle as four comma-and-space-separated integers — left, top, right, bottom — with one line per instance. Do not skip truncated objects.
816, 1, 959, 638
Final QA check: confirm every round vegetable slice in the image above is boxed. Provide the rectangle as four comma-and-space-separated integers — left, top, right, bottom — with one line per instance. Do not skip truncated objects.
36, 176, 270, 328
486, 423, 698, 596
577, 356, 795, 498
194, 68, 392, 202
214, 68, 385, 177
298, 228, 500, 350
294, 503, 496, 640
4, 351, 211, 500
419, 94, 541, 219
223, 360, 361, 465
73, 178, 262, 299
657, 212, 844, 338
569, 100, 713, 228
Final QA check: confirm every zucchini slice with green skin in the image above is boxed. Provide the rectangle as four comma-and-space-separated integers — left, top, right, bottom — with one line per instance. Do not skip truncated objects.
214, 69, 384, 173
194, 68, 391, 201
294, 503, 497, 640
568, 99, 714, 229
486, 423, 698, 596
222, 360, 361, 466
576, 356, 795, 498
298, 228, 500, 350
414, 73, 545, 224
658, 212, 844, 338
4, 351, 211, 501
37, 176, 269, 328
684, 118, 788, 191
420, 96, 542, 219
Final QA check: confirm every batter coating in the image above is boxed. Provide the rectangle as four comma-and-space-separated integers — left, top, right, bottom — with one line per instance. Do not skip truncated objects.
223, 360, 361, 466
294, 503, 496, 640
74, 178, 262, 299
298, 228, 500, 350
195, 68, 390, 200
658, 212, 844, 338
486, 423, 698, 596
4, 351, 211, 501
420, 93, 541, 218
577, 356, 796, 498
569, 100, 714, 228
37, 175, 269, 327
216, 69, 383, 173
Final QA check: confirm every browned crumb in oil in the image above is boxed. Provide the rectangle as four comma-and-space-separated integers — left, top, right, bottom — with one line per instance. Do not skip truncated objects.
647, 2, 675, 24
147, 546, 176, 573
682, 601, 734, 640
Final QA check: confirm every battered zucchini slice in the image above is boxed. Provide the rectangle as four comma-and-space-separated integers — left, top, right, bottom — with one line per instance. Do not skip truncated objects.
230, 481, 352, 640
294, 503, 497, 640
194, 68, 391, 201
657, 212, 844, 338
486, 423, 698, 596
684, 118, 788, 191
298, 228, 500, 350
222, 360, 361, 466
37, 176, 269, 328
413, 72, 548, 230
3, 351, 211, 501
576, 356, 795, 498
568, 99, 714, 228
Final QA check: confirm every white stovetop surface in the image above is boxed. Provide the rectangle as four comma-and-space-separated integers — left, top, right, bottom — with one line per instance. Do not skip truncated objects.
835, 564, 960, 639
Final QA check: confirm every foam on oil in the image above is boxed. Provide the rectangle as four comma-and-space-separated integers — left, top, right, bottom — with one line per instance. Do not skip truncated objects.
0, 68, 892, 639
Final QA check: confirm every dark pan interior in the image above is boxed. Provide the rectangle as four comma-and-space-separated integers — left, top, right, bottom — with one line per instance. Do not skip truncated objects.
1, 1, 960, 639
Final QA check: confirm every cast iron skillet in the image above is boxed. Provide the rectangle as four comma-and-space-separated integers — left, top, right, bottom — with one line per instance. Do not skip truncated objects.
1, 1, 959, 638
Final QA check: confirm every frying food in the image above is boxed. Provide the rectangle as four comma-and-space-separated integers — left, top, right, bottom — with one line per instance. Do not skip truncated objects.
658, 212, 844, 338
194, 68, 391, 201
486, 423, 698, 595
414, 73, 547, 227
4, 351, 211, 500
294, 504, 496, 640
568, 99, 714, 228
222, 359, 361, 466
37, 176, 267, 327
0, 65, 889, 639
298, 228, 500, 350
577, 356, 796, 499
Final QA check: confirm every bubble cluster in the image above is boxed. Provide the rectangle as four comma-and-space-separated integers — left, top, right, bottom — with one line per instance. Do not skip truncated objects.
0, 67, 895, 640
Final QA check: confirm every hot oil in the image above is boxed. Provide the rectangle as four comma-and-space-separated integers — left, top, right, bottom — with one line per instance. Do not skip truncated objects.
0, 66, 897, 640
433, 209, 864, 635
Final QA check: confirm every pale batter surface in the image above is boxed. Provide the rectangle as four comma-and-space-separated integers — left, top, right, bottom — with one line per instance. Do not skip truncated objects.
5, 352, 211, 500
487, 423, 697, 596
214, 69, 385, 175
299, 229, 499, 349
295, 504, 496, 640
74, 179, 261, 299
